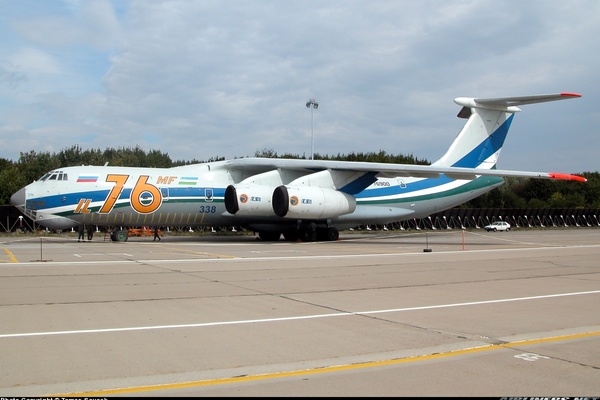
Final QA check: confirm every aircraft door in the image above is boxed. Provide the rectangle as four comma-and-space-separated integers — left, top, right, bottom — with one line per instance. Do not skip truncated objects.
160, 187, 169, 201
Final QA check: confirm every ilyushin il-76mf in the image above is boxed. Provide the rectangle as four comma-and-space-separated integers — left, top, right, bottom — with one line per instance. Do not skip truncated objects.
10, 92, 586, 242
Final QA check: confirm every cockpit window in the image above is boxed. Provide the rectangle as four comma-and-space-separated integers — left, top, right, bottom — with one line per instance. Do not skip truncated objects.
40, 171, 68, 181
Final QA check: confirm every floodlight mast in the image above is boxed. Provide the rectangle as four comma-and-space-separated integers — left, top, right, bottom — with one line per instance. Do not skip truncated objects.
306, 98, 318, 160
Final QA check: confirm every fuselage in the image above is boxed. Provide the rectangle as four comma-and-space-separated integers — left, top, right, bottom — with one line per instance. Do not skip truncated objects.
10, 161, 504, 232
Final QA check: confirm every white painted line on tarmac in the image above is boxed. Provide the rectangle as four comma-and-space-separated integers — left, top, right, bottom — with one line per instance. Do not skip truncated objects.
4, 243, 600, 266
2, 290, 599, 339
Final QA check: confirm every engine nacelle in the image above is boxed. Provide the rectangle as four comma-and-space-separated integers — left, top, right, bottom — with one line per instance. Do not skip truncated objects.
272, 185, 356, 219
224, 185, 276, 216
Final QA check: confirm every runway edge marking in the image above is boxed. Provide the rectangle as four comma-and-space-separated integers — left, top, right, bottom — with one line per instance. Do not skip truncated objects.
52, 330, 600, 397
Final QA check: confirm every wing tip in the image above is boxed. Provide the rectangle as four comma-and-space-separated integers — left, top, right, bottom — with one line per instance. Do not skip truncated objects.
548, 172, 587, 182
560, 92, 582, 98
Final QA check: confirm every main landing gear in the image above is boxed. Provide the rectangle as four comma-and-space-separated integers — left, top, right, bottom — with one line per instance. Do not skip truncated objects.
258, 223, 339, 242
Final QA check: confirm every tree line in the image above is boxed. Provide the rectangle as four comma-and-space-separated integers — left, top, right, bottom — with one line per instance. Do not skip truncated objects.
1, 145, 598, 209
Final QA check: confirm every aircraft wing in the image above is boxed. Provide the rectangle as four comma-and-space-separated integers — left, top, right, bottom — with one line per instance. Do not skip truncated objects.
224, 158, 587, 183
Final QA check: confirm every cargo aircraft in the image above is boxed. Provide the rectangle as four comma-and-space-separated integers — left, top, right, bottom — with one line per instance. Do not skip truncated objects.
10, 92, 586, 242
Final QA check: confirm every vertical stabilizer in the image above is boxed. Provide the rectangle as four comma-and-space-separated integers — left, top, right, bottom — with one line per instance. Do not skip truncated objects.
432, 108, 513, 169
432, 93, 581, 170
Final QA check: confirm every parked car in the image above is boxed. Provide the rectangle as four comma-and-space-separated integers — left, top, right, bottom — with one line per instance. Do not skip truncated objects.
484, 221, 511, 232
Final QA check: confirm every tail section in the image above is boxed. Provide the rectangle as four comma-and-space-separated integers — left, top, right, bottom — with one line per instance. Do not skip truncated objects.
432, 93, 581, 169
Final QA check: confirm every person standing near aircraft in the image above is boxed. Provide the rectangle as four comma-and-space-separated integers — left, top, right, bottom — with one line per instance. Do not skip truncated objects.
153, 227, 161, 241
77, 224, 85, 242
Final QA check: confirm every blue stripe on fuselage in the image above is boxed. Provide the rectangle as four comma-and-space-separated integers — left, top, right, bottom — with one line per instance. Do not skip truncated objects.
27, 187, 228, 211
355, 175, 454, 198
26, 190, 112, 210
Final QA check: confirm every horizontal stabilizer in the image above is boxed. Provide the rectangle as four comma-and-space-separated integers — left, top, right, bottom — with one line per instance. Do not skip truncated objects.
455, 92, 581, 114
474, 92, 581, 107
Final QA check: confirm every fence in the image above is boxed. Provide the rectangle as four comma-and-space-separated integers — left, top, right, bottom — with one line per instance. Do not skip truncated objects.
376, 207, 600, 231
1, 205, 599, 233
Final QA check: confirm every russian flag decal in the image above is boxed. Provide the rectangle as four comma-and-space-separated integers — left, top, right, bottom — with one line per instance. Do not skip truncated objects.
77, 175, 98, 183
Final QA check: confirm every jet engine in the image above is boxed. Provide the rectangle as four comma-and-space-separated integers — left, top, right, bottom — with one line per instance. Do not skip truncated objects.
272, 185, 356, 219
224, 184, 276, 216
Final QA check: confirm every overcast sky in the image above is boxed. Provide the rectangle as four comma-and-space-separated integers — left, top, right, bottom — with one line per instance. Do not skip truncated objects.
1, 0, 598, 173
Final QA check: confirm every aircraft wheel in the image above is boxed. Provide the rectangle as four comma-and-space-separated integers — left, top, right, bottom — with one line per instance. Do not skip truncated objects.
325, 227, 339, 241
112, 229, 129, 242
301, 223, 317, 242
317, 227, 339, 241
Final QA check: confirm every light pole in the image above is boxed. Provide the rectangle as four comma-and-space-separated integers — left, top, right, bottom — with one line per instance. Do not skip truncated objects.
306, 98, 318, 160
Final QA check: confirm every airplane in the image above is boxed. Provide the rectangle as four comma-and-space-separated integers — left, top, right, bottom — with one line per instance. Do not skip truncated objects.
10, 92, 586, 242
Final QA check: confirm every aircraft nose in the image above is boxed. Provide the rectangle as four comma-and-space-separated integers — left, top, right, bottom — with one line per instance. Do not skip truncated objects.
10, 187, 26, 209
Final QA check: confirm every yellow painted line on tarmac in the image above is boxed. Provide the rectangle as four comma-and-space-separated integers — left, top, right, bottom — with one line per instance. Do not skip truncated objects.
54, 330, 600, 397
190, 251, 238, 259
1, 247, 18, 263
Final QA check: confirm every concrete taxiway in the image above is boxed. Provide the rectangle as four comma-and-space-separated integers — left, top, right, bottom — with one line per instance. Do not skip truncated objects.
0, 228, 599, 396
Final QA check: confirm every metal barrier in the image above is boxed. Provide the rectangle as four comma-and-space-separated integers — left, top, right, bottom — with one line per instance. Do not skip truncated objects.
352, 207, 600, 231
2, 205, 599, 233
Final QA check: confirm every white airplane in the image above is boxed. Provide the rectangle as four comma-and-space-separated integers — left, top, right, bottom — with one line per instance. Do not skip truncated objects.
10, 92, 586, 242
